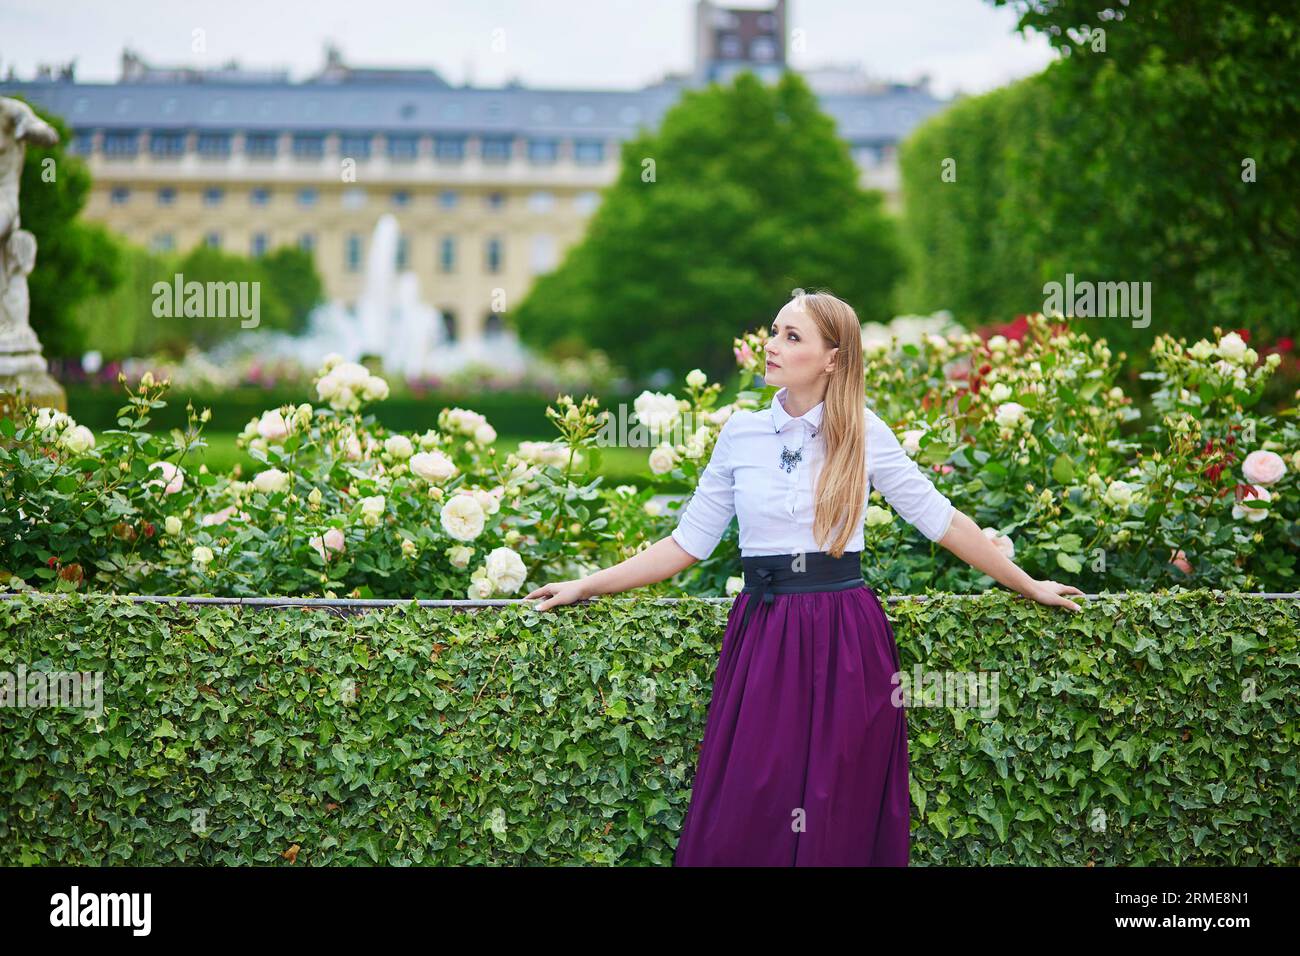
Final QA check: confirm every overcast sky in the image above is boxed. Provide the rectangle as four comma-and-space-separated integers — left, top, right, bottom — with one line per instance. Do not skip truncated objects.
1, 0, 1056, 98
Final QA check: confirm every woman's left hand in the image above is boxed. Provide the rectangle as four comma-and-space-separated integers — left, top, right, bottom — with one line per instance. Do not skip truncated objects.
1023, 579, 1086, 613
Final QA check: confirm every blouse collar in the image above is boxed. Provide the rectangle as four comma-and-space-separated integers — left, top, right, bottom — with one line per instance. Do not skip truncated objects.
770, 385, 825, 436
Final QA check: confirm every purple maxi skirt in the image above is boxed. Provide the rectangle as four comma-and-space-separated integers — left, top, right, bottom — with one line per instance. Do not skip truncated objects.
673, 551, 910, 866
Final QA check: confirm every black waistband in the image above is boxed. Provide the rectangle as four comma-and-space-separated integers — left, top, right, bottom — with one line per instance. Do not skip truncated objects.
736, 550, 865, 636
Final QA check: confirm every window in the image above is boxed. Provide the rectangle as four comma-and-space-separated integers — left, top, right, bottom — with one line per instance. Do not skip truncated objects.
245, 132, 278, 158
484, 311, 506, 336
485, 191, 506, 210
150, 233, 175, 253
574, 190, 600, 214
298, 188, 319, 208
299, 233, 316, 253
251, 233, 269, 257
527, 190, 555, 213
292, 133, 325, 159
438, 236, 456, 273
485, 236, 504, 274
391, 190, 411, 207
156, 187, 176, 206
250, 187, 271, 206
573, 139, 605, 164
204, 231, 222, 250
197, 132, 231, 157
480, 135, 512, 162
203, 187, 225, 207
751, 36, 777, 61
109, 186, 130, 205
342, 187, 367, 209
527, 138, 558, 164
339, 134, 372, 159
345, 233, 362, 272
719, 33, 741, 57
571, 105, 594, 124
387, 134, 419, 161
439, 310, 458, 342
438, 189, 459, 209
434, 135, 465, 161
149, 131, 185, 157
102, 131, 138, 157
530, 233, 557, 274
71, 130, 94, 155
396, 235, 409, 270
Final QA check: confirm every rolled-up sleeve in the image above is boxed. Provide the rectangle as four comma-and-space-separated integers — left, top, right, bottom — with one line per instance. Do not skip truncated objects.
867, 411, 956, 543
671, 416, 737, 560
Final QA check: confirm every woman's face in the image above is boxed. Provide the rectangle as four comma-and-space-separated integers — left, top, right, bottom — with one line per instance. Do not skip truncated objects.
764, 299, 836, 387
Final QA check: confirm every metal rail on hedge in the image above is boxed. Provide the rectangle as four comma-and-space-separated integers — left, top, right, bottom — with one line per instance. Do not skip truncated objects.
3, 590, 1299, 610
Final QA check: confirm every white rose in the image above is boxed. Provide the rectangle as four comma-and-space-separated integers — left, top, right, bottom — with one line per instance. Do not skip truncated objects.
342, 433, 363, 461
634, 390, 681, 435
485, 546, 527, 594
410, 450, 457, 482
1242, 450, 1286, 486
253, 468, 290, 494
362, 374, 390, 402
164, 516, 182, 536
474, 423, 497, 445
447, 545, 474, 569
901, 429, 925, 456
472, 487, 503, 515
1232, 485, 1272, 522
1103, 480, 1136, 510
1216, 332, 1248, 363
994, 402, 1026, 428
257, 409, 289, 442
686, 369, 707, 388
648, 443, 678, 475
441, 494, 485, 541
359, 494, 386, 527
865, 505, 893, 528
644, 500, 663, 517
59, 425, 95, 454
191, 545, 214, 565
725, 575, 744, 596
988, 382, 1013, 404
1188, 340, 1215, 361
384, 434, 414, 459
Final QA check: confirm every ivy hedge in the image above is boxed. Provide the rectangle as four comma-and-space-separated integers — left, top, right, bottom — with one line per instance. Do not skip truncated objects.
1, 589, 1297, 865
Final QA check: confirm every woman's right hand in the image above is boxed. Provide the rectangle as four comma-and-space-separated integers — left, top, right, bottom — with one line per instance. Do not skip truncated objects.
524, 578, 590, 612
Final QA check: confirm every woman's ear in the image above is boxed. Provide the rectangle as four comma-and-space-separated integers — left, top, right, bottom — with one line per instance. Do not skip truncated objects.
824, 346, 838, 373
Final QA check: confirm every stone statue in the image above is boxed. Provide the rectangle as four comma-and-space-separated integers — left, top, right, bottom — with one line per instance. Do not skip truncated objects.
0, 96, 65, 415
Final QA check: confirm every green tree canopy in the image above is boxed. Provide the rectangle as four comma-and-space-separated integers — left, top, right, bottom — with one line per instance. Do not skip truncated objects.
900, 0, 1299, 353
514, 71, 905, 382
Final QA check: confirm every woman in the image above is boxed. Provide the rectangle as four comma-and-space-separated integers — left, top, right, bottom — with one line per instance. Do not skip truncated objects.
526, 290, 1084, 866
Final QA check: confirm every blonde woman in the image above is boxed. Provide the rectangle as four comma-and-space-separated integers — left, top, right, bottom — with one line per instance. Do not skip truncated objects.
526, 290, 1083, 866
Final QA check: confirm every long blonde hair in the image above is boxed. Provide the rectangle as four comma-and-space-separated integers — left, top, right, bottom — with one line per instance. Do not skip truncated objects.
792, 290, 866, 558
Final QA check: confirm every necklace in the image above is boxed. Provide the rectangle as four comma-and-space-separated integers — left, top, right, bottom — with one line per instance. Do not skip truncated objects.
779, 444, 802, 473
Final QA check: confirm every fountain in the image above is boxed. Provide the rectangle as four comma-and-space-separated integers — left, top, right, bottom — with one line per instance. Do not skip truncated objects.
221, 213, 532, 380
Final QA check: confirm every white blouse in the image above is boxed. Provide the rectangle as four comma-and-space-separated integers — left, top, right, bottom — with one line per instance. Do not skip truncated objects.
671, 386, 958, 559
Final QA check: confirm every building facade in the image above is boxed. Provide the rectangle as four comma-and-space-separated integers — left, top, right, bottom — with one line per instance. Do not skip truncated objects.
4, 1, 949, 346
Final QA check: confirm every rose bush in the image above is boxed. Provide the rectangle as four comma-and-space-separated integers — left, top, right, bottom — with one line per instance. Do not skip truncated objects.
2, 318, 1296, 597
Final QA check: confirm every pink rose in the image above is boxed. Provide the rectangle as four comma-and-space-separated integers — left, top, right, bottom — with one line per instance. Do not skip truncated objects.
1169, 549, 1193, 575
1242, 450, 1286, 486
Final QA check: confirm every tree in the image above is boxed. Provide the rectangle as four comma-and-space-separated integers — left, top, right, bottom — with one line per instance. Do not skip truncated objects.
899, 1, 1300, 352
514, 71, 905, 382
260, 245, 323, 336
15, 98, 122, 357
